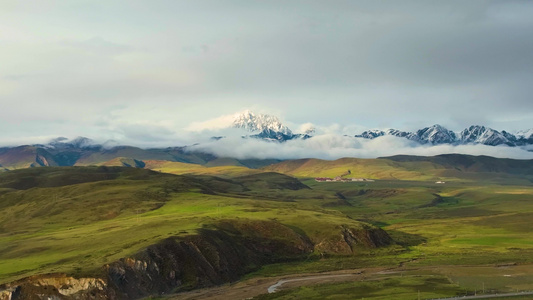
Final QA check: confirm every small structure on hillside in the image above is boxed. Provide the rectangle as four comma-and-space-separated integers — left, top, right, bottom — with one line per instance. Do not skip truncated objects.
351, 178, 375, 182
315, 177, 333, 182
435, 181, 445, 184
315, 177, 374, 182
315, 170, 375, 183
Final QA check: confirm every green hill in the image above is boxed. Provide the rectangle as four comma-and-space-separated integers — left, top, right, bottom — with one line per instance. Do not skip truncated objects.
142, 159, 261, 177
4, 155, 533, 299
384, 154, 533, 174
0, 167, 391, 294
262, 154, 533, 183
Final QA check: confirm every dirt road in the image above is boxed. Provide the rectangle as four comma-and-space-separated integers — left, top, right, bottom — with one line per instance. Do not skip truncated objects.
169, 268, 384, 300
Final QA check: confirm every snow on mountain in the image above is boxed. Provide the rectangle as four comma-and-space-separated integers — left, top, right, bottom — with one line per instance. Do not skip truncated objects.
191, 110, 313, 142
356, 125, 456, 144
355, 125, 533, 147
459, 125, 512, 146
355, 130, 386, 139
47, 136, 99, 149
414, 125, 457, 145
232, 110, 293, 135
386, 129, 414, 139
231, 110, 318, 142
517, 129, 533, 139
187, 110, 310, 142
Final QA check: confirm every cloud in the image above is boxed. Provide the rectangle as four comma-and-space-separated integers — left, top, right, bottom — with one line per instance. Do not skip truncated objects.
1, 1, 533, 144
187, 134, 533, 160
297, 123, 316, 134
185, 113, 236, 132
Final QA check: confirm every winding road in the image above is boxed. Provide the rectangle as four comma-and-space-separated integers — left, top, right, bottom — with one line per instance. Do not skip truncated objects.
267, 273, 360, 293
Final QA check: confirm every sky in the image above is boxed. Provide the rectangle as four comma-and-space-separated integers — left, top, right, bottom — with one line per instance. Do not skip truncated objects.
1, 1, 533, 155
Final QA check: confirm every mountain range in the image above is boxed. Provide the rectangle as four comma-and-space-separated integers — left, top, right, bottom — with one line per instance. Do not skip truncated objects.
355, 124, 533, 147
1, 111, 532, 170
0, 137, 282, 171
217, 111, 533, 146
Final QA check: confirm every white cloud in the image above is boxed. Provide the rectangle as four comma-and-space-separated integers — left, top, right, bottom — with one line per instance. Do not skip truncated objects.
297, 122, 316, 134
185, 113, 236, 132
1, 1, 533, 145
187, 134, 533, 160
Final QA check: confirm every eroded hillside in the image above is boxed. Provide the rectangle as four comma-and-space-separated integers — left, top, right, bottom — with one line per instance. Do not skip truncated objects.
0, 167, 393, 299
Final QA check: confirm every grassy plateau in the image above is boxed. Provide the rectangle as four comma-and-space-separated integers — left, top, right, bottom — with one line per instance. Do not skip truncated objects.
1, 154, 533, 299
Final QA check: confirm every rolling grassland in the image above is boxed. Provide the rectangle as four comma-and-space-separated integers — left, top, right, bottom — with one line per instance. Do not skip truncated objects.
1, 154, 533, 299
251, 179, 533, 299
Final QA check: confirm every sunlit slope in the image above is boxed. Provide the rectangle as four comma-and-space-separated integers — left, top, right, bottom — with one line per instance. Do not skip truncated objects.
0, 167, 388, 284
0, 146, 60, 169
143, 160, 261, 177
74, 147, 280, 169
263, 154, 533, 182
262, 157, 441, 180
98, 158, 262, 178
305, 177, 533, 264
73, 146, 206, 166
98, 157, 146, 168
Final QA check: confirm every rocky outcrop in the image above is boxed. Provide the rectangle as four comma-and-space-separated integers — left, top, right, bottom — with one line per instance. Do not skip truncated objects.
0, 275, 107, 300
106, 220, 314, 299
314, 225, 393, 255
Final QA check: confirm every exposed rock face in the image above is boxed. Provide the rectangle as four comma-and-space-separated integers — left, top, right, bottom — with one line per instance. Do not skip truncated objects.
354, 130, 386, 139
414, 125, 457, 145
459, 125, 512, 146
106, 220, 314, 299
233, 110, 293, 136
314, 225, 393, 255
1, 219, 392, 300
0, 275, 107, 300
355, 125, 533, 147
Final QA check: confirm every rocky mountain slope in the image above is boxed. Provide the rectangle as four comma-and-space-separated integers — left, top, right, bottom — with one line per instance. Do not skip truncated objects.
355, 124, 533, 146
0, 139, 280, 171
1, 112, 532, 171
233, 110, 293, 136
233, 110, 312, 142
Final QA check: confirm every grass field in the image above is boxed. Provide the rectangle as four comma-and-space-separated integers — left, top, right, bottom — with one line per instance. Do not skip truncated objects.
2, 156, 533, 299
254, 274, 464, 300
242, 175, 533, 299
0, 167, 385, 284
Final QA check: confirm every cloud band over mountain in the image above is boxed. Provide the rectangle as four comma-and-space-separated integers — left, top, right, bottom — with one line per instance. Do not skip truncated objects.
187, 134, 533, 160
1, 110, 532, 161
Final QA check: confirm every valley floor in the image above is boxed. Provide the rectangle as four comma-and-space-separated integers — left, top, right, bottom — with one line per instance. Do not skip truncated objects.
2, 163, 533, 299
165, 263, 533, 300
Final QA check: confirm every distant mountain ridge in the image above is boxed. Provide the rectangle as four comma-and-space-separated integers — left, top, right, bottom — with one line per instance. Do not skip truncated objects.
1, 110, 532, 171
355, 124, 533, 146
0, 137, 281, 171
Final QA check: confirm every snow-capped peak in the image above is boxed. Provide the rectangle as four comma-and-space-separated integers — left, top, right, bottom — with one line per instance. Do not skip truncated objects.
415, 124, 457, 144
355, 129, 386, 139
459, 125, 511, 146
517, 129, 533, 139
47, 136, 97, 149
232, 110, 292, 135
